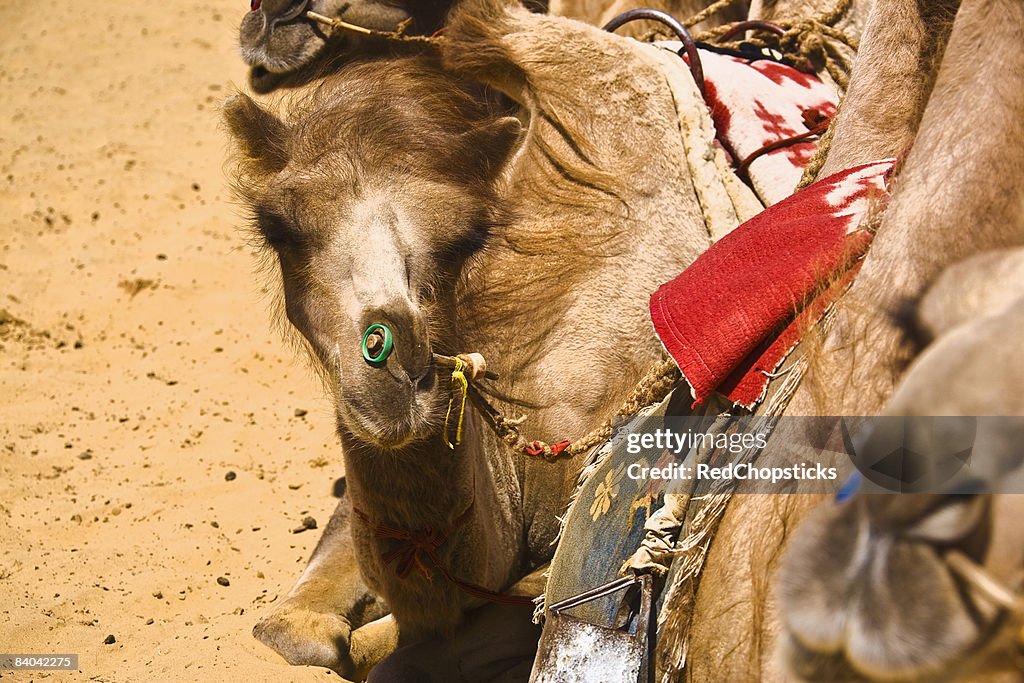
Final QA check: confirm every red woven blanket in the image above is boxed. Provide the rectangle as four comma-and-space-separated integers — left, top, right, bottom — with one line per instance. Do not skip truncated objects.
650, 160, 895, 409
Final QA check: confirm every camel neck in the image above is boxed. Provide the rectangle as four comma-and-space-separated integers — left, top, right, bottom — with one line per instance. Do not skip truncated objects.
339, 422, 485, 532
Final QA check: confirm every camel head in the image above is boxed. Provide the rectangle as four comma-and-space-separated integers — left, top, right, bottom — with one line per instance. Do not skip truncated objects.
777, 252, 1024, 681
239, 0, 454, 92
225, 59, 521, 449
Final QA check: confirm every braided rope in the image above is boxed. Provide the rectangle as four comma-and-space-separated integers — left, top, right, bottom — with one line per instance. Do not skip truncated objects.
692, 0, 857, 90
305, 11, 444, 45
466, 358, 680, 460
681, 0, 747, 29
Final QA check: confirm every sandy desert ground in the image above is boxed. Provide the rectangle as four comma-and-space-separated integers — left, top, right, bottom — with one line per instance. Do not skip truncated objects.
1, 2, 351, 680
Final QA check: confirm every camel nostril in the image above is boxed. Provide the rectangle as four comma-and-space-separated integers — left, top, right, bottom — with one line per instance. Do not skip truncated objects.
361, 324, 394, 367
251, 0, 261, 12
279, 0, 310, 22
365, 332, 384, 356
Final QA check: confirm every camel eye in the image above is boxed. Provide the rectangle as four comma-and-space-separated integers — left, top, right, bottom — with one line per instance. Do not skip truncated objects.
255, 210, 306, 251
434, 227, 488, 263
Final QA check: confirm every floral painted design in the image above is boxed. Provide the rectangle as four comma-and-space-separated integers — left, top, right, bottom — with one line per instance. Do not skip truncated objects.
590, 464, 625, 521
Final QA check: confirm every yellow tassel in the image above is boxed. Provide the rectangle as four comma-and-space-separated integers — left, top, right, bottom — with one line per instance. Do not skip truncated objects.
444, 357, 469, 449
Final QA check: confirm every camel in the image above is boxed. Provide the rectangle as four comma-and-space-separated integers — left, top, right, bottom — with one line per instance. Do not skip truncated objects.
671, 0, 1024, 679
777, 250, 1024, 682
239, 0, 539, 92
238, 0, 743, 92
228, 0, 1022, 678
239, 0, 415, 92
225, 2, 757, 675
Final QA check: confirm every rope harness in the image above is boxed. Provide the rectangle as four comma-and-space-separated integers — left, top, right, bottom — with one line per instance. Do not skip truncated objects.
689, 0, 857, 88
465, 358, 681, 461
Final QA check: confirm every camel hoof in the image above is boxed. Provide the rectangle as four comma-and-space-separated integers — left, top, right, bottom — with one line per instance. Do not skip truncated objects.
253, 601, 355, 676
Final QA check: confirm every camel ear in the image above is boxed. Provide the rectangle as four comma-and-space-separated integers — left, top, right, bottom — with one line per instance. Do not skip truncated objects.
223, 94, 289, 174
460, 116, 524, 180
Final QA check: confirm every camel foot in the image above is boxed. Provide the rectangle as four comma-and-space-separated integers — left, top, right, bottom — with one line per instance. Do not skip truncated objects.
254, 599, 356, 676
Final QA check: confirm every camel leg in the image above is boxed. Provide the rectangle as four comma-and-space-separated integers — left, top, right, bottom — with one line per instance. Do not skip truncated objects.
365, 563, 547, 682
254, 495, 390, 678
367, 603, 541, 683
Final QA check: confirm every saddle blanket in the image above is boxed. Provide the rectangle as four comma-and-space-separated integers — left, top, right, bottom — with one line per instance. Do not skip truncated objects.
658, 42, 840, 205
650, 159, 895, 409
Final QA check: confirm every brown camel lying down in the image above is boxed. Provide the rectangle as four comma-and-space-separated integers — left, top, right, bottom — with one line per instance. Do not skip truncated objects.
228, 0, 1023, 679
226, 1, 756, 677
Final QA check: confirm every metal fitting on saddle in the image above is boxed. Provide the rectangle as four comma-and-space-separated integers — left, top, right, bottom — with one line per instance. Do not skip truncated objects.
361, 323, 394, 367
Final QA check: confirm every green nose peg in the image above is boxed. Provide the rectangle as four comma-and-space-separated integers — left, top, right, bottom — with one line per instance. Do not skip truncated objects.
361, 323, 394, 367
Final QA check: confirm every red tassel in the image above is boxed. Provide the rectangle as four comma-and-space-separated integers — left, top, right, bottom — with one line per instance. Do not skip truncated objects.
524, 439, 572, 458
549, 440, 572, 457
524, 441, 545, 457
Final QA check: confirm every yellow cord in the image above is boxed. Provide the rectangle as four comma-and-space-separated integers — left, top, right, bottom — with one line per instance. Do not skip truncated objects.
444, 358, 469, 449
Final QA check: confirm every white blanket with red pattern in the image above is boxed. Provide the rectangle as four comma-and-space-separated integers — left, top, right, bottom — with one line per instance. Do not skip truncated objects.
657, 42, 840, 206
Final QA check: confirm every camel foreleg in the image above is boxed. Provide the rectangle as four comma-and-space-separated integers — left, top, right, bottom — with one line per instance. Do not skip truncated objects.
254, 495, 392, 679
